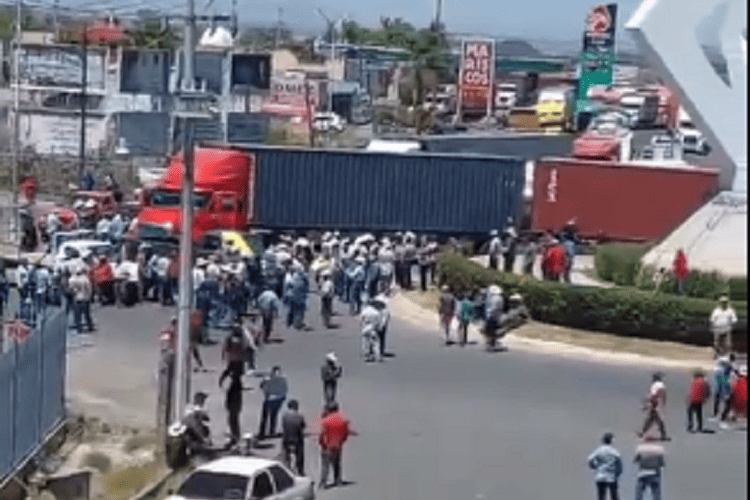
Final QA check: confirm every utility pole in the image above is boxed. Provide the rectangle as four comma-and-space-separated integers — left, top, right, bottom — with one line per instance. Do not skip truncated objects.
79, 24, 88, 184
53, 0, 59, 40
172, 114, 194, 424
12, 0, 21, 220
275, 7, 282, 50
184, 0, 195, 91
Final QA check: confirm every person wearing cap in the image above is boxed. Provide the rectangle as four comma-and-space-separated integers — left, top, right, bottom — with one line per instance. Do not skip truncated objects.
321, 352, 343, 404
402, 234, 417, 290
360, 299, 383, 362
712, 353, 735, 419
710, 296, 737, 356
488, 230, 502, 270
633, 436, 665, 500
438, 285, 457, 345
638, 373, 669, 441
587, 432, 622, 500
502, 218, 518, 274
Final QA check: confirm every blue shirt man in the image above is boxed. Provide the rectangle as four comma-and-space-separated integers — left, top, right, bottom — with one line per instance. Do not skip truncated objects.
587, 432, 623, 500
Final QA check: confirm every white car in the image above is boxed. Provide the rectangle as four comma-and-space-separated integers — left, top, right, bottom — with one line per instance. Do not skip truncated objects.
52, 240, 113, 276
166, 457, 315, 500
678, 124, 709, 154
313, 112, 344, 132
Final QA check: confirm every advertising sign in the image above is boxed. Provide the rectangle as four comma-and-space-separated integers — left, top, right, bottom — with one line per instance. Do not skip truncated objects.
270, 77, 322, 108
459, 39, 494, 114
576, 3, 618, 127
583, 3, 617, 51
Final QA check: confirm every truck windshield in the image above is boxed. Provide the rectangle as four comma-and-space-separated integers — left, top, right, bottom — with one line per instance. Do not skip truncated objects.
150, 190, 209, 209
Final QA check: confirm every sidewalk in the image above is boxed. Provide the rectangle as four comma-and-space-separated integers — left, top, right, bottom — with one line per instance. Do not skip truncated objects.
390, 291, 716, 372
471, 253, 615, 288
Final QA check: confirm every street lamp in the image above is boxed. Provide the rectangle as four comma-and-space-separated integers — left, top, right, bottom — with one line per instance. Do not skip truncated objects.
317, 9, 345, 146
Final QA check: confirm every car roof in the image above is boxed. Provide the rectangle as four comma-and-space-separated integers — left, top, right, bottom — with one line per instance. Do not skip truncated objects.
195, 457, 279, 476
60, 240, 111, 250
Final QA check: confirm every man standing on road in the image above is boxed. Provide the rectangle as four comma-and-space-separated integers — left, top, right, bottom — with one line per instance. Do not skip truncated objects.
258, 366, 288, 439
587, 432, 622, 500
281, 399, 307, 476
318, 402, 353, 489
438, 285, 457, 345
713, 353, 735, 419
638, 373, 669, 441
360, 299, 382, 362
222, 373, 243, 447
633, 437, 665, 500
710, 296, 737, 356
502, 218, 517, 273
70, 268, 94, 334
488, 230, 501, 270
321, 352, 342, 404
687, 369, 711, 433
320, 270, 335, 328
257, 288, 281, 343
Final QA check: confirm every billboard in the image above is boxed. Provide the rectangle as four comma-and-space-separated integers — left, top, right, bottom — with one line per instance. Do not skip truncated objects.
576, 4, 618, 124
270, 77, 322, 109
583, 3, 617, 51
459, 39, 494, 114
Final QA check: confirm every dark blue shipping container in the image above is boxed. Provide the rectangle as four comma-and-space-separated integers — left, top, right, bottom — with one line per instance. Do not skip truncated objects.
233, 145, 524, 236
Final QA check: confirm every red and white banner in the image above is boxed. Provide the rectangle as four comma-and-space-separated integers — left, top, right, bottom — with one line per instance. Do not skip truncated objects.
459, 39, 494, 114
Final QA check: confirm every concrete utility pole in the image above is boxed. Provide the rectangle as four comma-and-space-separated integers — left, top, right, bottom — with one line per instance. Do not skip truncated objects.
172, 114, 195, 424
79, 24, 87, 183
12, 0, 21, 219
184, 0, 196, 91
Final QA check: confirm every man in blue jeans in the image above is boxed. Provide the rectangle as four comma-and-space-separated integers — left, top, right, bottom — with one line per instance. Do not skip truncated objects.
587, 432, 622, 500
634, 436, 665, 500
258, 366, 288, 439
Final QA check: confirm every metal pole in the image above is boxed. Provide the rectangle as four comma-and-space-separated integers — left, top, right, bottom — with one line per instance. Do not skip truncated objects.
12, 0, 21, 242
79, 25, 87, 184
184, 0, 195, 91
173, 117, 194, 423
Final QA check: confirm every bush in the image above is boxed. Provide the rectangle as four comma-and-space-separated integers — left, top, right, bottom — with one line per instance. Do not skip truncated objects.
594, 243, 651, 286
437, 252, 747, 348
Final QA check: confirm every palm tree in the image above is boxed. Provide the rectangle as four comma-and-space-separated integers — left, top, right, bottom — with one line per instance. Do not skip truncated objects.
130, 19, 181, 50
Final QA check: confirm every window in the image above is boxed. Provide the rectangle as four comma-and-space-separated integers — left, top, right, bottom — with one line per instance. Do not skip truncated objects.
149, 190, 209, 209
269, 465, 295, 492
251, 472, 274, 499
221, 198, 234, 212
177, 471, 248, 499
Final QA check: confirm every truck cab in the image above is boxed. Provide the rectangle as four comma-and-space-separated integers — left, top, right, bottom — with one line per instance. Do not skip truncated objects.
132, 148, 253, 244
536, 87, 574, 131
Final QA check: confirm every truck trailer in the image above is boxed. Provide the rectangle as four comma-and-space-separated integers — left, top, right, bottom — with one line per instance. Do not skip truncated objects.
132, 145, 525, 243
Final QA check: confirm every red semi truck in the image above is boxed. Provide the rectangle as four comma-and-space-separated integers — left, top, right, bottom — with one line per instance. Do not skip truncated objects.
132, 148, 254, 243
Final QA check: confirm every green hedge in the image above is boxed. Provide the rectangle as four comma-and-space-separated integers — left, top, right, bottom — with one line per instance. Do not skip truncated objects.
595, 243, 651, 286
596, 243, 747, 302
437, 252, 747, 348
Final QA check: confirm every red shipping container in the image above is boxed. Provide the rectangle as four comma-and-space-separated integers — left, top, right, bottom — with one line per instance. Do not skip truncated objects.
531, 158, 720, 242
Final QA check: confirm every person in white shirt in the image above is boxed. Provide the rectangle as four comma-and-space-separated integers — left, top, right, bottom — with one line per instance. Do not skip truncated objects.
96, 217, 111, 242
488, 230, 502, 270
638, 372, 669, 441
115, 259, 139, 306
360, 300, 382, 362
710, 296, 737, 356
69, 269, 94, 333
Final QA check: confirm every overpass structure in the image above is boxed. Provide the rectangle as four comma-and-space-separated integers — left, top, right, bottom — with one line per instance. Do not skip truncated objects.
627, 0, 747, 277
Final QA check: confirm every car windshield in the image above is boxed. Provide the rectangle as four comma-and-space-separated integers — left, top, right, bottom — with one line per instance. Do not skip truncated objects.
177, 471, 248, 499
150, 190, 209, 209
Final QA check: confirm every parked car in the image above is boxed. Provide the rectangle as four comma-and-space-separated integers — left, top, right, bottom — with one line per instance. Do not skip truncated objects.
51, 240, 113, 276
166, 457, 315, 500
313, 112, 345, 132
678, 123, 709, 155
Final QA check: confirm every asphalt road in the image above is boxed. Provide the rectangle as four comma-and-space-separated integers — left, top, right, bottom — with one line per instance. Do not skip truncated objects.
67, 292, 747, 500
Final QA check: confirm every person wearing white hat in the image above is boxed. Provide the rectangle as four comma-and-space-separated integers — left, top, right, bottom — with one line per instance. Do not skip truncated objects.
321, 352, 342, 403
710, 296, 737, 357
484, 285, 505, 351
488, 230, 502, 271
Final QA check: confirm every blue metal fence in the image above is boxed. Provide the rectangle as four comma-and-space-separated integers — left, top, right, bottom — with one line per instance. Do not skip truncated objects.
0, 308, 67, 483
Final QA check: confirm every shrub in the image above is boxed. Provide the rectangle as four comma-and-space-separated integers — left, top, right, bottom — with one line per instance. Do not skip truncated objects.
594, 243, 651, 286
437, 252, 747, 348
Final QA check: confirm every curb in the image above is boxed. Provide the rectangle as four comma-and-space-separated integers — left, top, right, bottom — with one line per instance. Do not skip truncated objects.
391, 292, 715, 372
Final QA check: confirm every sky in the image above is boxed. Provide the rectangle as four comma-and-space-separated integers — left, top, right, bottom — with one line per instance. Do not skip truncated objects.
69, 0, 646, 42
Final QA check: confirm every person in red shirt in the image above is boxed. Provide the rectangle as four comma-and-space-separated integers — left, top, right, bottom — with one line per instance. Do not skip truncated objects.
91, 256, 116, 305
729, 366, 747, 420
542, 239, 567, 282
671, 249, 689, 295
318, 402, 356, 489
686, 369, 711, 433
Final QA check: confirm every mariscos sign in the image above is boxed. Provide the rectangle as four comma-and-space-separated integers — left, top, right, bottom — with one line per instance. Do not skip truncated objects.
459, 39, 494, 114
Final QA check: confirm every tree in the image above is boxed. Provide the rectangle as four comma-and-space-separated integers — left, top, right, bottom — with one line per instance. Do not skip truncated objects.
130, 20, 181, 50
